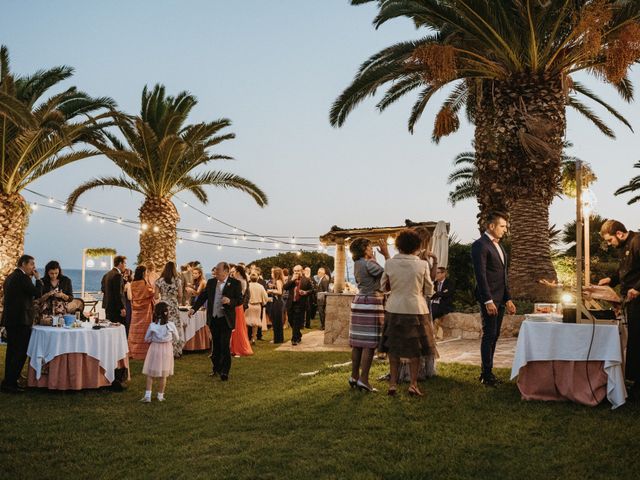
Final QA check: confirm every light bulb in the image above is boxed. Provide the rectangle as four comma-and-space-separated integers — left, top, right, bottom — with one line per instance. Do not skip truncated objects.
30, 203, 38, 210
81, 208, 88, 214
260, 237, 265, 242
178, 238, 184, 244
217, 245, 222, 250
141, 223, 148, 231
117, 218, 122, 223
86, 215, 93, 222
561, 293, 574, 304
99, 218, 105, 224
153, 226, 160, 233
387, 236, 394, 245
233, 237, 238, 244
274, 243, 280, 248
207, 216, 212, 222
48, 198, 54, 204
191, 230, 199, 238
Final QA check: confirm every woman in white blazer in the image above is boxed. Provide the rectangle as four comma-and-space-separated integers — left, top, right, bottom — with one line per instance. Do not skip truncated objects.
379, 229, 437, 397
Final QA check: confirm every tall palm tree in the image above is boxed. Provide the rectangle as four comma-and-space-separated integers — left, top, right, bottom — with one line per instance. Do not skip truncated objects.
615, 160, 640, 204
0, 45, 115, 301
331, 0, 640, 299
66, 84, 268, 267
447, 148, 596, 205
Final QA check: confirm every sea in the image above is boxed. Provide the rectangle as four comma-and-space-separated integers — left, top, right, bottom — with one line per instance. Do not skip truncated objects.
40, 268, 107, 296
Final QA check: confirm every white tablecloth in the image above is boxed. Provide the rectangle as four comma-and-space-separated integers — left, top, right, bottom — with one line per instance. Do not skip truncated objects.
511, 320, 626, 409
180, 310, 207, 343
27, 325, 128, 383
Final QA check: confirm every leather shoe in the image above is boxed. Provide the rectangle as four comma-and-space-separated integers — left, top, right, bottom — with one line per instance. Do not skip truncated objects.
220, 374, 229, 381
1, 384, 25, 394
208, 371, 217, 377
480, 375, 498, 388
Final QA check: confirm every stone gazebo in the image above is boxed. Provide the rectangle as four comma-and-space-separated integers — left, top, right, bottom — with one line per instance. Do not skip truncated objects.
320, 220, 444, 346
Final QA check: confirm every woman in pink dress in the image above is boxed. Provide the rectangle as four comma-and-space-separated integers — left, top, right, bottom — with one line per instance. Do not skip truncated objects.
128, 265, 156, 360
229, 265, 253, 357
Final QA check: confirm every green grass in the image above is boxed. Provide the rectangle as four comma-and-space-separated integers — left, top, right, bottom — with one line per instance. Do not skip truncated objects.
1, 321, 639, 480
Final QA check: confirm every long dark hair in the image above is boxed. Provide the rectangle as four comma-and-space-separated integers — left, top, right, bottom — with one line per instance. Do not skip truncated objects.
133, 265, 147, 282
349, 238, 371, 261
160, 261, 178, 284
153, 302, 169, 325
43, 260, 63, 285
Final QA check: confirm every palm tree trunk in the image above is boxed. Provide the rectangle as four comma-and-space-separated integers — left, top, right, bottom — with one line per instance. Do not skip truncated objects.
508, 196, 557, 299
138, 197, 179, 269
0, 193, 28, 308
490, 74, 567, 300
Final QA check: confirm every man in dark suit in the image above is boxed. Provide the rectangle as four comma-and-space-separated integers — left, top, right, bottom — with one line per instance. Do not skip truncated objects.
430, 267, 454, 320
190, 261, 243, 381
284, 265, 314, 345
1, 254, 43, 393
315, 267, 331, 330
471, 212, 516, 387
101, 255, 127, 326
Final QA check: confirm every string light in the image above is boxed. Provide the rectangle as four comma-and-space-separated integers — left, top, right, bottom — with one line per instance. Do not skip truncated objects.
23, 188, 328, 253
191, 230, 199, 238
178, 238, 184, 244
217, 245, 222, 250
48, 197, 54, 204
153, 225, 160, 233
207, 216, 212, 222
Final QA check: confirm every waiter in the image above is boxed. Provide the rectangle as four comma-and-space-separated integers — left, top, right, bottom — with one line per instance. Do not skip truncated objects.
598, 219, 640, 399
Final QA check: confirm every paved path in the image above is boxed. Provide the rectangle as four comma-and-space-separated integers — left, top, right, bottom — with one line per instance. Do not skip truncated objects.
276, 330, 517, 369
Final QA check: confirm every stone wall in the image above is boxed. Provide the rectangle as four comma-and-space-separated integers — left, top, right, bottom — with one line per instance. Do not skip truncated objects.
323, 293, 354, 346
436, 312, 525, 340
322, 293, 526, 346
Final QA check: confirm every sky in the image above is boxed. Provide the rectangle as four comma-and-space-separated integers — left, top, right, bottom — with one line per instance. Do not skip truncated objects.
1, 0, 639, 269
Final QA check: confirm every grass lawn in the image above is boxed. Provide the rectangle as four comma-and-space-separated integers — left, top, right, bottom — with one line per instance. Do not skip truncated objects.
1, 322, 639, 480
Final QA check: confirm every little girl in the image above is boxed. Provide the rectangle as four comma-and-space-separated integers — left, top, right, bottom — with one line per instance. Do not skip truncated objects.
141, 302, 179, 402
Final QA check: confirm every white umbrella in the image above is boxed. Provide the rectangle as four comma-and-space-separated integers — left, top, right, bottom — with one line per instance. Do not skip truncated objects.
430, 221, 449, 268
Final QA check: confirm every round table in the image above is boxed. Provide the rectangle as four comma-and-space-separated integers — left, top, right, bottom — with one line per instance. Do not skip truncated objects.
27, 324, 129, 390
181, 310, 211, 351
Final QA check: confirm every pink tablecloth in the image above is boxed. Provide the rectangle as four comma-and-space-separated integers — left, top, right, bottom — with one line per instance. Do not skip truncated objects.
517, 360, 608, 406
183, 325, 211, 351
28, 353, 129, 390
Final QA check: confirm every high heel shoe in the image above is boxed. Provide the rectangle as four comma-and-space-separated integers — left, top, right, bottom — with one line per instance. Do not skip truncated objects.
407, 386, 424, 397
356, 380, 378, 393
387, 386, 397, 396
348, 377, 358, 388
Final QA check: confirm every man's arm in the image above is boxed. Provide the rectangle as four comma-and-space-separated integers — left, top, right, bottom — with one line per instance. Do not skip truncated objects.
283, 279, 296, 291
471, 240, 493, 304
191, 280, 211, 312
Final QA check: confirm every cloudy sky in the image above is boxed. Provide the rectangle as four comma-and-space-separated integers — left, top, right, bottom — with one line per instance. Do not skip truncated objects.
2, 0, 639, 268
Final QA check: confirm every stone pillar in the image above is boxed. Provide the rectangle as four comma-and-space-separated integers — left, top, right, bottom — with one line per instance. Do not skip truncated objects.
333, 238, 346, 293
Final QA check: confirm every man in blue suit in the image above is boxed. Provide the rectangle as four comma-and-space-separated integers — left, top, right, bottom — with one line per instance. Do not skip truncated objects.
471, 212, 517, 387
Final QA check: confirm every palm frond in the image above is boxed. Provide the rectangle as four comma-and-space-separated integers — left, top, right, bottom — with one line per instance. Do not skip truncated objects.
65, 176, 143, 211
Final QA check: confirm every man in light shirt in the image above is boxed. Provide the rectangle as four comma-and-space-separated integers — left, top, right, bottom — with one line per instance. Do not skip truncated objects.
471, 212, 516, 387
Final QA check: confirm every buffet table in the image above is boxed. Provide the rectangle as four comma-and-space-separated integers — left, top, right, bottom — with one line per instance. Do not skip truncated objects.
510, 316, 626, 409
180, 309, 211, 351
27, 324, 129, 390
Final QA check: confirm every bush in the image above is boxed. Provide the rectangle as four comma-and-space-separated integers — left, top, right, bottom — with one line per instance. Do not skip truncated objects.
249, 251, 335, 276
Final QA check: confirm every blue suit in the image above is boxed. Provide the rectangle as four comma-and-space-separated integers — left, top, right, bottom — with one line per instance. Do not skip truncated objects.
471, 234, 510, 376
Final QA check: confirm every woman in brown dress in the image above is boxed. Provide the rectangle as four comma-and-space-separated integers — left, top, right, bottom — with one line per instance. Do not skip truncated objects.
128, 265, 156, 360
379, 229, 437, 397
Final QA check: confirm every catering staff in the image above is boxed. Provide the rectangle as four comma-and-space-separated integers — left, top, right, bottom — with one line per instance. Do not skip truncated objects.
597, 219, 640, 399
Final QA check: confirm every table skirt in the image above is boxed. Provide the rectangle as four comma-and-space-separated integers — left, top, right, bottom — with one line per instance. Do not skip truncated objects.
517, 360, 608, 407
28, 353, 129, 390
183, 325, 211, 351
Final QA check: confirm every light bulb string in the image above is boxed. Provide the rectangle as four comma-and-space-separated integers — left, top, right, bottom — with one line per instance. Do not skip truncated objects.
24, 189, 328, 253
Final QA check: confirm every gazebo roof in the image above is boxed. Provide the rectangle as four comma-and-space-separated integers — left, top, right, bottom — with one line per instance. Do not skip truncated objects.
319, 219, 448, 244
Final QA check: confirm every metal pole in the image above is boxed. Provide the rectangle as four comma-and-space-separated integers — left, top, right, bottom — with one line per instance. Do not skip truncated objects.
576, 161, 583, 323
584, 209, 590, 288
81, 248, 86, 299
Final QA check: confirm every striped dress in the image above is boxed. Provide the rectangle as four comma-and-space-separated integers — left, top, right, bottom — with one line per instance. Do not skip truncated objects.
349, 258, 385, 349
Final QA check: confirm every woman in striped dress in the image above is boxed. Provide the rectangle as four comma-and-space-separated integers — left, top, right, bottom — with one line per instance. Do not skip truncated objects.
348, 237, 390, 392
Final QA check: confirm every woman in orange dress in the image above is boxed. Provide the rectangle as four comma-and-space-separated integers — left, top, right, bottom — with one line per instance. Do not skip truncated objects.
229, 265, 253, 357
128, 265, 156, 360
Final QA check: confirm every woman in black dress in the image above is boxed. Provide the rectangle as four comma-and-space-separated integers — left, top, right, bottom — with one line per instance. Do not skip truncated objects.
40, 261, 74, 315
267, 267, 285, 344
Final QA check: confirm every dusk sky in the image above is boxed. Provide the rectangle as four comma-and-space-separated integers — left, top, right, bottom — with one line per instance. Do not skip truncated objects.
2, 0, 639, 269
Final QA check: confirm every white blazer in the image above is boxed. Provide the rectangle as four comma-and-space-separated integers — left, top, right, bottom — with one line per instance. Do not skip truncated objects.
381, 254, 434, 315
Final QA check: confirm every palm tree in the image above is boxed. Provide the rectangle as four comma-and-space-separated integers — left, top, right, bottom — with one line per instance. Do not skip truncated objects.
615, 161, 640, 204
66, 84, 268, 267
447, 148, 596, 205
0, 45, 115, 300
331, 0, 640, 299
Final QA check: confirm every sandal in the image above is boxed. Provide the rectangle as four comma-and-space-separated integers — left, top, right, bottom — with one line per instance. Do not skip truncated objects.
387, 385, 398, 397
407, 386, 424, 397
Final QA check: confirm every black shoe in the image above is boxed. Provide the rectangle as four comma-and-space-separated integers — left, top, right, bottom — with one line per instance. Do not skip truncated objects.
220, 374, 229, 381
208, 371, 218, 377
489, 374, 503, 385
291, 342, 298, 346
0, 384, 25, 394
480, 375, 498, 388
